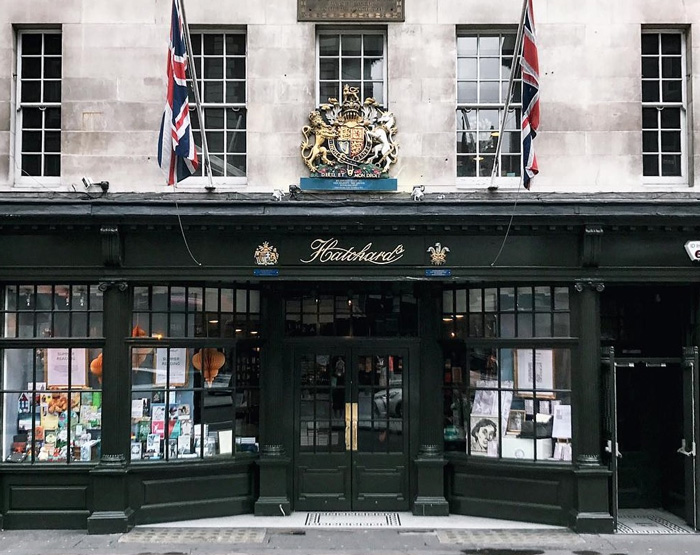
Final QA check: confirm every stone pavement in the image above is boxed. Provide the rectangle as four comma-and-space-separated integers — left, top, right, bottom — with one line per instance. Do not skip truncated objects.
0, 527, 699, 555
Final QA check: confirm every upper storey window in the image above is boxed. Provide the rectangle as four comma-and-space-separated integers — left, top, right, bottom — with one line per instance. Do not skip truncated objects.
642, 31, 686, 183
16, 31, 62, 184
457, 33, 520, 183
317, 31, 386, 105
188, 32, 247, 184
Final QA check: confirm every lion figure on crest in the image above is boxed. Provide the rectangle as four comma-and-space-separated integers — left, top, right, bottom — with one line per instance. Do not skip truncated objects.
301, 111, 337, 172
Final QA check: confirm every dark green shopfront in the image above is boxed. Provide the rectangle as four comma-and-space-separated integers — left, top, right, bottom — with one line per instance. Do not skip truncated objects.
0, 193, 699, 534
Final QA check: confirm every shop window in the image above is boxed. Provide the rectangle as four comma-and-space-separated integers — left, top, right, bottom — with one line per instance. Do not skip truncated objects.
642, 30, 686, 182
442, 286, 573, 463
129, 285, 260, 461
442, 285, 569, 339
1, 285, 103, 464
15, 30, 62, 183
317, 31, 386, 105
285, 290, 417, 337
188, 31, 247, 183
457, 32, 521, 182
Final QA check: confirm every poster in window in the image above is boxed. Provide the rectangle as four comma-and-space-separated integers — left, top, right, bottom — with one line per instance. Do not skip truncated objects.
514, 349, 555, 398
46, 348, 88, 388
154, 348, 187, 386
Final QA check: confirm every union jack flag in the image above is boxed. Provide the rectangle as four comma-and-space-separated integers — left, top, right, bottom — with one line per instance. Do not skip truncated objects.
158, 0, 199, 185
521, 0, 539, 189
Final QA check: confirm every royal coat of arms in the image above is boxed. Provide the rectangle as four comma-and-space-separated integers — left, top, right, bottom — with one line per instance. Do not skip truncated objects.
301, 85, 398, 179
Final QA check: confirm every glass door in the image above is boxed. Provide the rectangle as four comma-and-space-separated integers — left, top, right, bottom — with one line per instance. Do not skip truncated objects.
294, 343, 409, 511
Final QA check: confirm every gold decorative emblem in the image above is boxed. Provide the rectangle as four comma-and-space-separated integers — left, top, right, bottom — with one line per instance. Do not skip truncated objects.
427, 243, 450, 266
301, 85, 398, 179
254, 242, 279, 266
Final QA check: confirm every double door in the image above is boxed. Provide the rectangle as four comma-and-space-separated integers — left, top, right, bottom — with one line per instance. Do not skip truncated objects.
293, 342, 410, 511
603, 347, 699, 530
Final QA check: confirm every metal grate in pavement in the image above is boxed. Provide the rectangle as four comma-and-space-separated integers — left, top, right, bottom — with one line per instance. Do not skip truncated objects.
305, 511, 401, 527
437, 529, 585, 547
119, 527, 266, 544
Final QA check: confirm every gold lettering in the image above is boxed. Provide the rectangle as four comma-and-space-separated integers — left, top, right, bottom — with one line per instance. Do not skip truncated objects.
300, 238, 405, 265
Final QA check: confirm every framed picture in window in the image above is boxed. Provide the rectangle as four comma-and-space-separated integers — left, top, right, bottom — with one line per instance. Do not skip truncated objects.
469, 414, 499, 457
46, 348, 88, 388
506, 409, 525, 434
514, 349, 555, 398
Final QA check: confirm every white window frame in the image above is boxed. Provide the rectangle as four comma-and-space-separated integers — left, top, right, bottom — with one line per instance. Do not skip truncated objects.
456, 30, 522, 189
641, 29, 688, 186
14, 29, 62, 187
180, 30, 247, 189
315, 30, 388, 107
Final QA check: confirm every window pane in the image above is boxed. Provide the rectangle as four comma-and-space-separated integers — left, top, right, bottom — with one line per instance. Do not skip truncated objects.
21, 57, 41, 79
479, 57, 500, 79
642, 80, 659, 102
641, 57, 659, 79
364, 82, 383, 104
660, 107, 681, 128
643, 154, 659, 176
319, 82, 338, 103
44, 131, 60, 153
457, 36, 477, 56
22, 131, 42, 152
319, 35, 339, 56
662, 57, 681, 78
225, 81, 245, 103
44, 34, 61, 55
661, 34, 681, 55
643, 131, 658, 153
660, 131, 681, 152
479, 81, 500, 103
661, 154, 681, 176
204, 34, 224, 55
44, 57, 61, 79
205, 108, 224, 129
43, 81, 61, 103
342, 58, 361, 80
364, 58, 383, 80
457, 81, 477, 103
479, 35, 501, 56
204, 58, 224, 79
457, 58, 477, 79
21, 154, 41, 176
642, 107, 658, 129
225, 58, 245, 79
478, 155, 495, 177
341, 35, 361, 56
204, 81, 223, 103
662, 80, 682, 102
641, 34, 658, 55
225, 34, 245, 55
320, 58, 339, 80
363, 35, 383, 57
21, 81, 41, 103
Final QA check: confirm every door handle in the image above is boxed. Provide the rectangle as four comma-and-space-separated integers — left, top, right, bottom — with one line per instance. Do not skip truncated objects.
351, 402, 358, 451
606, 440, 622, 458
677, 439, 696, 457
345, 402, 352, 450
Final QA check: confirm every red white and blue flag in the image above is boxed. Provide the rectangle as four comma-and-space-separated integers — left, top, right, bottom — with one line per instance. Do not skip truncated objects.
158, 0, 198, 185
521, 0, 539, 189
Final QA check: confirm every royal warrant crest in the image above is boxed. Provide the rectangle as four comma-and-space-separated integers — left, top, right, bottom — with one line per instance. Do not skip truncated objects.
254, 242, 279, 266
301, 85, 398, 179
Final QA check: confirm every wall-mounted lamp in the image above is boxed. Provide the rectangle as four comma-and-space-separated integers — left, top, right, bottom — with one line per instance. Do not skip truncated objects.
411, 185, 425, 201
82, 177, 109, 193
289, 184, 302, 200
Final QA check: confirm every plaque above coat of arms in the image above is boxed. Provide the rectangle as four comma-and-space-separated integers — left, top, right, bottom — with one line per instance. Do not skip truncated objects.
300, 85, 398, 180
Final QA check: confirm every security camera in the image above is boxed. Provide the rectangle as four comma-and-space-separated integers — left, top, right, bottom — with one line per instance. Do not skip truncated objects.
82, 177, 94, 188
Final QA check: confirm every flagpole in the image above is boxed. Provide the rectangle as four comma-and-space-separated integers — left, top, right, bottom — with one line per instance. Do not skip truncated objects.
489, 0, 529, 190
178, 0, 215, 191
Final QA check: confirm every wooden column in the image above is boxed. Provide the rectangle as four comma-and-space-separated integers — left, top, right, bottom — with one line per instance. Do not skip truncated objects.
412, 283, 449, 516
88, 280, 133, 534
254, 285, 291, 516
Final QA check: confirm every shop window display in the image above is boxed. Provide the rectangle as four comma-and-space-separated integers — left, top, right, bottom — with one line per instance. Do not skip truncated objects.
1, 285, 103, 463
129, 285, 260, 461
442, 286, 573, 462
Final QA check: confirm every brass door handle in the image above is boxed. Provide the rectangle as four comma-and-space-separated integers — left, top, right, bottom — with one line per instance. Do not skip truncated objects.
351, 402, 358, 451
345, 402, 352, 450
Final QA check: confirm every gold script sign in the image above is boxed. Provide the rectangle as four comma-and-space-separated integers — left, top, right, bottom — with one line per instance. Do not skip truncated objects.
298, 0, 404, 21
301, 238, 405, 265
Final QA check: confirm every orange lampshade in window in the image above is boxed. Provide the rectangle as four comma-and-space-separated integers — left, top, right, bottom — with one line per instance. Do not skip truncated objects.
90, 353, 103, 384
131, 325, 152, 368
191, 348, 226, 387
